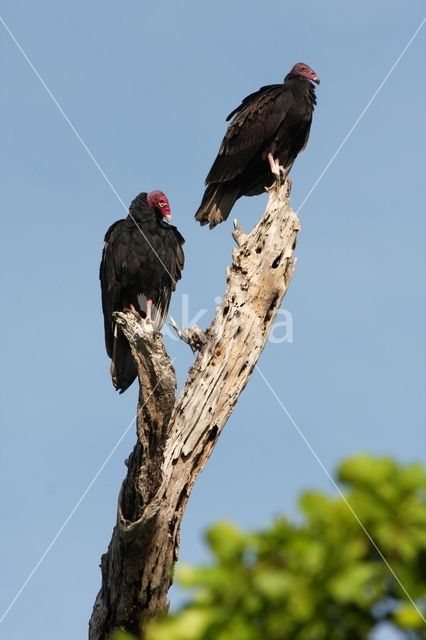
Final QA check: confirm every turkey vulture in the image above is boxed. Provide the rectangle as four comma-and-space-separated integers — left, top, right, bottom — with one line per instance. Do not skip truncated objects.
195, 62, 320, 228
100, 191, 185, 393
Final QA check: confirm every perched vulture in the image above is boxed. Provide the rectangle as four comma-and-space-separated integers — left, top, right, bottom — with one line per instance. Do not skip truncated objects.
195, 62, 320, 228
100, 191, 185, 393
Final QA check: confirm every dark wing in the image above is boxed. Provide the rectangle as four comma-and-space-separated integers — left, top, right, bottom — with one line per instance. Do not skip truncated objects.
149, 223, 185, 330
100, 217, 185, 391
167, 225, 185, 290
225, 84, 281, 121
99, 219, 126, 357
206, 84, 293, 184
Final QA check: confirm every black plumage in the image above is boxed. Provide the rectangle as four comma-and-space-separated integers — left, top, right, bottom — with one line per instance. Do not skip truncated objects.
195, 62, 320, 228
100, 191, 185, 393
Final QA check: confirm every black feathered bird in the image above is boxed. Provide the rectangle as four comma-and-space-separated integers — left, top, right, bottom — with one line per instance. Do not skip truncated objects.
100, 191, 185, 393
195, 62, 320, 228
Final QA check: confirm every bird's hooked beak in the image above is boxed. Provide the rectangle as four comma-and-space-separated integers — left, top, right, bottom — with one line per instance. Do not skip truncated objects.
161, 203, 172, 222
159, 201, 172, 222
313, 75, 320, 85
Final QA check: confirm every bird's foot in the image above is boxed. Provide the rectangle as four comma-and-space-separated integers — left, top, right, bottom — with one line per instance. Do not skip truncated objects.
124, 301, 154, 331
141, 298, 154, 332
267, 152, 287, 184
126, 303, 141, 320
146, 298, 153, 322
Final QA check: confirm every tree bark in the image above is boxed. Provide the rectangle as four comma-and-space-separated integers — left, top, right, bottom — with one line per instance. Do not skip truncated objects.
89, 181, 300, 639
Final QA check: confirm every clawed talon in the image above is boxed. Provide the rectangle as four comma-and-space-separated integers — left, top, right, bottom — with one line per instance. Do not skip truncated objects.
126, 304, 141, 320
122, 305, 154, 332
267, 152, 287, 183
125, 299, 155, 329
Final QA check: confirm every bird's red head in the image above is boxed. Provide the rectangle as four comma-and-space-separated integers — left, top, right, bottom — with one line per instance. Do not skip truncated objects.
147, 190, 172, 222
286, 62, 320, 85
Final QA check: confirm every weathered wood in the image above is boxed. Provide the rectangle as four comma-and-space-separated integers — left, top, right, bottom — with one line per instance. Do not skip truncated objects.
89, 181, 300, 639
169, 316, 207, 352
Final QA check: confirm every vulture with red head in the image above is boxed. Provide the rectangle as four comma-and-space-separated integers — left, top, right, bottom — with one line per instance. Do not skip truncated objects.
100, 191, 185, 393
195, 62, 320, 228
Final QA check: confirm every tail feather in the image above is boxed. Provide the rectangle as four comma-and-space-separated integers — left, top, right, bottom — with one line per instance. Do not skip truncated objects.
195, 183, 240, 228
111, 327, 137, 393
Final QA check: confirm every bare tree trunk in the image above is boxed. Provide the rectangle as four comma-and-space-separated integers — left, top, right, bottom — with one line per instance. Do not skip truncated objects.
89, 182, 300, 639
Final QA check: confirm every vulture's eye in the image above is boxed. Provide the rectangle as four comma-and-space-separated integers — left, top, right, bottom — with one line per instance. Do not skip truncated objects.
159, 202, 166, 208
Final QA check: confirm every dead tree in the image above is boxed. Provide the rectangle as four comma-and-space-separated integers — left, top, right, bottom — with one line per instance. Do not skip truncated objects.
89, 181, 300, 639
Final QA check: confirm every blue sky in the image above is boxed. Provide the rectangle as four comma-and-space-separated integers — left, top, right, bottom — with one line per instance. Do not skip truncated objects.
1, 2, 425, 638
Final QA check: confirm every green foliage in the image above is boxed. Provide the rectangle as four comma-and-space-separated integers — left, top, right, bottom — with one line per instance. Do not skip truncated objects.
113, 632, 136, 640
141, 455, 426, 639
